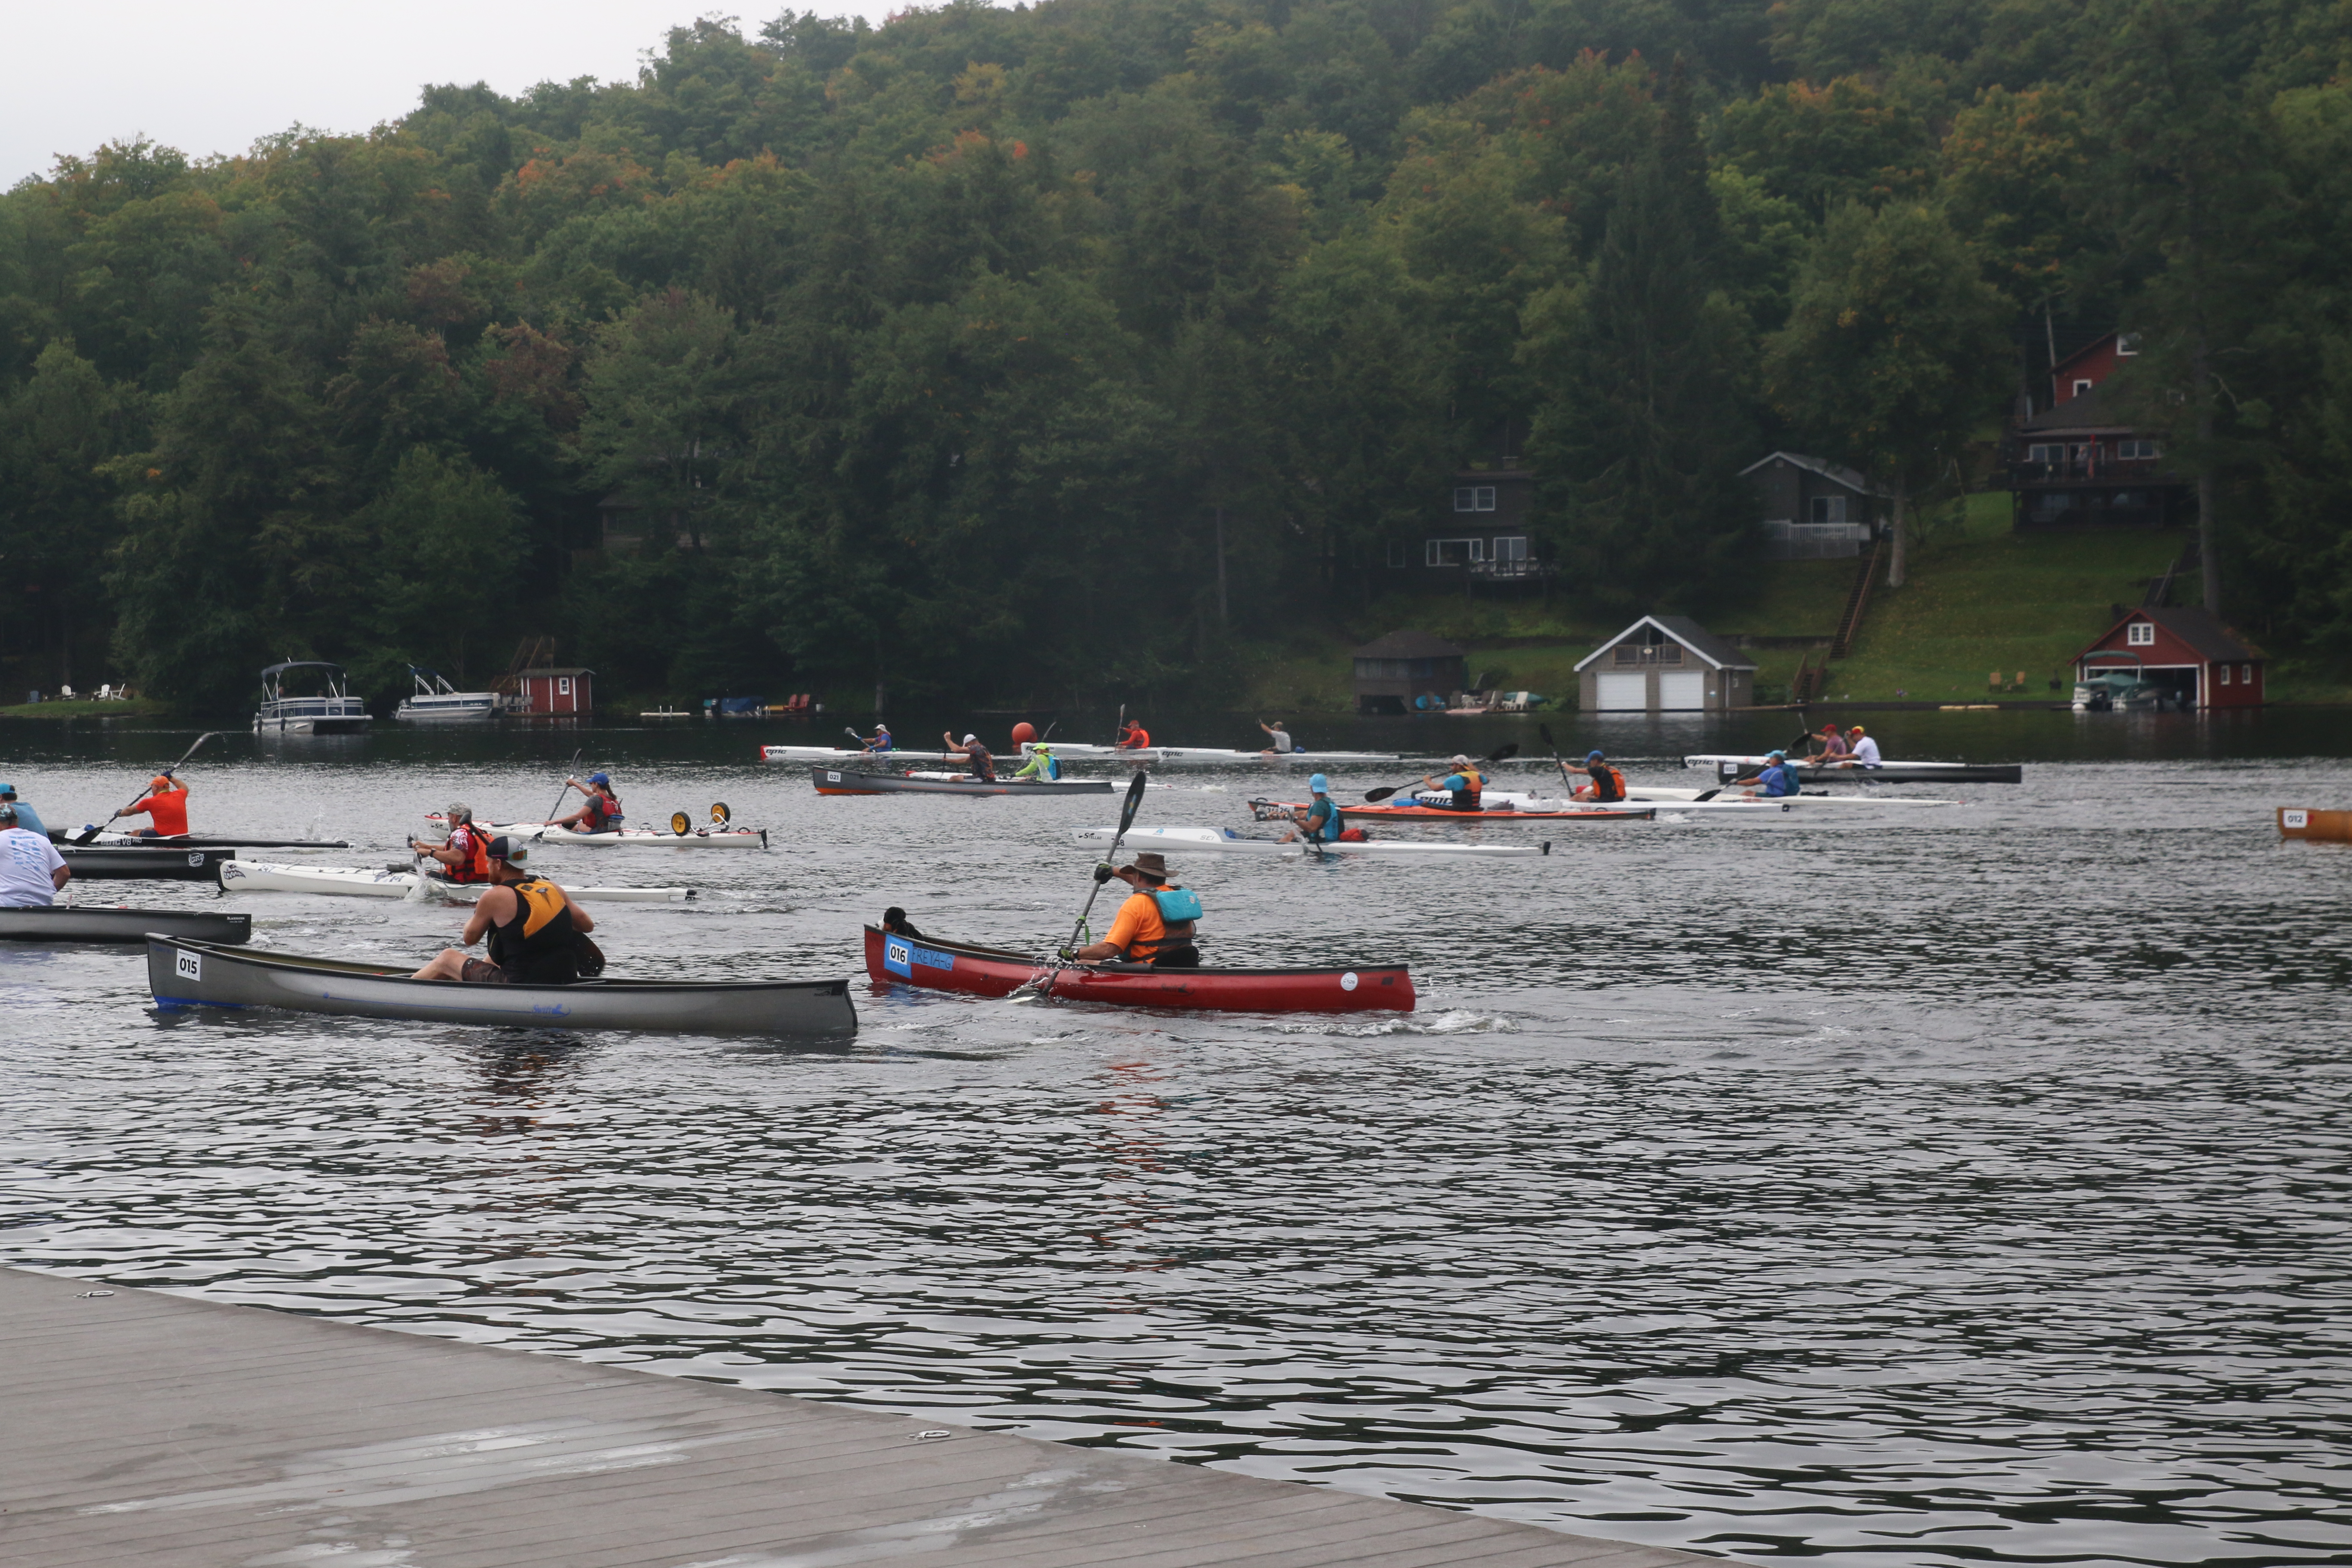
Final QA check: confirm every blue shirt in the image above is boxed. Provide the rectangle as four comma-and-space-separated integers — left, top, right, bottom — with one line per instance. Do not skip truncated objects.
1756, 763, 1797, 798
5, 800, 46, 836
1302, 796, 1337, 842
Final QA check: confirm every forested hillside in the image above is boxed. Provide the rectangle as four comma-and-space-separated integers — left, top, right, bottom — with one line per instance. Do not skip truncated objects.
2, 0, 2346, 714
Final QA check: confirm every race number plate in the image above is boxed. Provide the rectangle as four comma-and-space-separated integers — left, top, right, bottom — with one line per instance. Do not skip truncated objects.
175, 950, 202, 982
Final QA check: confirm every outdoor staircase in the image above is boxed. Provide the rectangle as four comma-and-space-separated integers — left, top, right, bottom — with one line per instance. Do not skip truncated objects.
1828, 539, 1883, 661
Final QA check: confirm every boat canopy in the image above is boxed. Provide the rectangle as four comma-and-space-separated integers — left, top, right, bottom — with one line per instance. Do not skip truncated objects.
259, 661, 348, 677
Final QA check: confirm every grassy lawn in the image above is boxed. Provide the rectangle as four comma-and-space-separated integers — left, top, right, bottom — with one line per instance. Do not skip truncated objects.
1832, 497, 2186, 702
0, 698, 169, 720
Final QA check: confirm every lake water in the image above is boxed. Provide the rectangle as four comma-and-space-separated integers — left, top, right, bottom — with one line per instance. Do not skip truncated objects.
3, 709, 2349, 1566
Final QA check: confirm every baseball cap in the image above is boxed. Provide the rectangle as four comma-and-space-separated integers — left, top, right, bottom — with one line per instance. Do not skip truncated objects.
1308, 773, 1329, 793
1585, 750, 1604, 763
587, 772, 610, 785
486, 835, 528, 864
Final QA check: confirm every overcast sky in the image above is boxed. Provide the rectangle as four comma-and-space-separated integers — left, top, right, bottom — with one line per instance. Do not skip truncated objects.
2, 0, 909, 189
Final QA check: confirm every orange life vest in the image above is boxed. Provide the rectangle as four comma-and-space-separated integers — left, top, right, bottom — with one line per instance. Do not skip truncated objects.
444, 822, 491, 883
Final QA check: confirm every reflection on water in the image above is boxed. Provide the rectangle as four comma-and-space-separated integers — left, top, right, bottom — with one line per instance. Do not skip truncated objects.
2, 721, 2350, 1566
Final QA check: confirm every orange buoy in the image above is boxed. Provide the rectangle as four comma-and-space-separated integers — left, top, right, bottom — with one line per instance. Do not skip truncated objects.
2278, 808, 2352, 842
1011, 721, 1037, 744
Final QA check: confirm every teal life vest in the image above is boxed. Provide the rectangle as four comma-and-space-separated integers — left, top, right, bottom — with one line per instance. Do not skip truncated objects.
1152, 886, 1203, 923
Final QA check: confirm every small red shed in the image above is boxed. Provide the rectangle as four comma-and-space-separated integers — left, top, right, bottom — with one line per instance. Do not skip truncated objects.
2073, 609, 2263, 710
515, 667, 594, 716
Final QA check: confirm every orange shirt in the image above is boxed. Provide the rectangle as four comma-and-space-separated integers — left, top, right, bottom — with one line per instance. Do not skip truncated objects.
130, 788, 190, 836
1118, 726, 1150, 749
1103, 891, 1166, 959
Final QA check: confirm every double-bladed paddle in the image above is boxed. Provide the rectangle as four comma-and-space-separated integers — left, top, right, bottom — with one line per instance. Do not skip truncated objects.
1022, 769, 1149, 1002
75, 731, 225, 843
1362, 743, 1518, 804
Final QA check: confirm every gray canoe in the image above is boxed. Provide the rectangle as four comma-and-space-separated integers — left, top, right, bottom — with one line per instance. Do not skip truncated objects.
60, 845, 242, 881
145, 936, 858, 1038
0, 907, 252, 944
810, 765, 1113, 796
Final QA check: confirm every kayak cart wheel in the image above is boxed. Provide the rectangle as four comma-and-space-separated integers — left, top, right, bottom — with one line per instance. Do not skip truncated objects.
710, 802, 732, 824
671, 811, 691, 836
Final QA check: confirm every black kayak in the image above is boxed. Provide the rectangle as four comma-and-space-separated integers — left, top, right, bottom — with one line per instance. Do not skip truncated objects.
48, 830, 351, 850
0, 906, 252, 944
58, 845, 242, 881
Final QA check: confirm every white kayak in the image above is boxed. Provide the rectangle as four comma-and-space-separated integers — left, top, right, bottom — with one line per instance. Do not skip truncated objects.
1465, 787, 1953, 811
432, 817, 769, 849
762, 745, 967, 764
219, 860, 695, 903
1025, 742, 1398, 766
1684, 753, 1976, 770
1072, 826, 1550, 858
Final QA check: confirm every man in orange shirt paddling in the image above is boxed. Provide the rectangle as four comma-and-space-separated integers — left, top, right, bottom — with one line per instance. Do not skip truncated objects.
125, 774, 191, 837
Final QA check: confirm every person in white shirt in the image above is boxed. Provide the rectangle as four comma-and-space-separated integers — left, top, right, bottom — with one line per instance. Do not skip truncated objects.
0, 802, 69, 906
1258, 719, 1295, 757
1844, 726, 1883, 767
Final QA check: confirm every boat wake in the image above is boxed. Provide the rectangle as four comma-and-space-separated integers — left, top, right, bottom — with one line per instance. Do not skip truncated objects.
1272, 1007, 1516, 1038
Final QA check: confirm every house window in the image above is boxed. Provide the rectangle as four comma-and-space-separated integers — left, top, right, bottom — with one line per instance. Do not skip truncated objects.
2117, 333, 2140, 355
1452, 487, 1496, 512
2126, 622, 2154, 647
1425, 538, 1483, 567
2073, 379, 2094, 398
2118, 439, 2160, 459
2241, 664, 2253, 683
557, 677, 573, 695
1386, 539, 1407, 569
1807, 495, 1848, 524
1492, 536, 1528, 563
2220, 664, 2232, 684
2027, 444, 2060, 463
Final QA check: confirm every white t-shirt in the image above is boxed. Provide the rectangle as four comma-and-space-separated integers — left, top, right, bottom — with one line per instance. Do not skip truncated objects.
0, 826, 64, 907
1266, 727, 1293, 752
1851, 735, 1883, 766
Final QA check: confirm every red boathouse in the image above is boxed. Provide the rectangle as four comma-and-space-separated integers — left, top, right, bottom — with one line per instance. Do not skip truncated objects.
514, 667, 594, 716
2072, 608, 2263, 710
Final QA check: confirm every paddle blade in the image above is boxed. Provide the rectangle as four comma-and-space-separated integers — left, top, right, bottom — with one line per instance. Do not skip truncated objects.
1363, 786, 1399, 802
1487, 742, 1520, 764
1117, 770, 1148, 833
1538, 724, 1554, 749
1694, 788, 1721, 802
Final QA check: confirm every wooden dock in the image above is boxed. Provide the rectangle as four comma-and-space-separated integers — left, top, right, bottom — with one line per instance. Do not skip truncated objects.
0, 1266, 1724, 1567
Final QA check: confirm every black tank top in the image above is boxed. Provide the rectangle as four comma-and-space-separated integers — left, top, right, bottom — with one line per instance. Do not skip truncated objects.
487, 877, 579, 983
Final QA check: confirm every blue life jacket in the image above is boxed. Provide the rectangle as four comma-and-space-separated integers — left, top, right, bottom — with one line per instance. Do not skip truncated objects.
1152, 886, 1203, 923
1302, 796, 1337, 842
1757, 763, 1796, 797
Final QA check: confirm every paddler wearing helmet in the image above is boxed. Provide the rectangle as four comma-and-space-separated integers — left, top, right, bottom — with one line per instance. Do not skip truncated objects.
553, 772, 624, 832
1734, 750, 1800, 797
1418, 753, 1485, 812
124, 772, 191, 837
1571, 750, 1627, 802
1011, 743, 1062, 782
1279, 773, 1340, 844
410, 802, 492, 883
942, 731, 996, 781
410, 834, 597, 985
1069, 851, 1200, 968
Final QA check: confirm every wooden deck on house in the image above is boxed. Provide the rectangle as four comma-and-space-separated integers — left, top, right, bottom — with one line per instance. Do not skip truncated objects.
0, 1265, 1727, 1567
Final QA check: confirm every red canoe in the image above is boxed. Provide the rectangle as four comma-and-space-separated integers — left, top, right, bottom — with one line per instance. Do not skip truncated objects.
862, 926, 1414, 1014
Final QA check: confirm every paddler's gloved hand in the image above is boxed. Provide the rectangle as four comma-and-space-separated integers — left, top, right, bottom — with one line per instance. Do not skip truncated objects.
1092, 863, 1113, 884
1057, 946, 1075, 961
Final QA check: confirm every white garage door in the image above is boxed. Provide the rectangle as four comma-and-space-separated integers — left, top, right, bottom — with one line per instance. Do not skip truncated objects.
1594, 673, 1647, 711
1659, 671, 1707, 710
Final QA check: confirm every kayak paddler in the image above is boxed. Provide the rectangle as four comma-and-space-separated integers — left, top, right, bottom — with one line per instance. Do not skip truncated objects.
0, 801, 69, 907
1258, 718, 1295, 757
1734, 750, 1800, 797
942, 732, 996, 781
1069, 852, 1200, 968
1418, 754, 1485, 812
124, 773, 191, 837
1809, 723, 1850, 761
552, 772, 623, 832
1571, 750, 1627, 802
1845, 726, 1882, 767
1278, 774, 1340, 844
410, 835, 596, 985
1117, 718, 1152, 750
0, 783, 46, 838
1011, 744, 1062, 782
858, 723, 894, 753
409, 803, 491, 883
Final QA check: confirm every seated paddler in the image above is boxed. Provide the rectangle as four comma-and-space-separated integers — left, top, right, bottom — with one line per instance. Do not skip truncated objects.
1011, 744, 1062, 781
411, 836, 596, 985
409, 802, 491, 883
1418, 754, 1485, 811
1571, 750, 1626, 802
1278, 774, 1340, 844
552, 772, 623, 832
1069, 851, 1200, 969
1733, 750, 1800, 798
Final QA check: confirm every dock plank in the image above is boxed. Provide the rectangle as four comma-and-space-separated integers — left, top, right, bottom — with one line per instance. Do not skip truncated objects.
0, 1266, 1732, 1567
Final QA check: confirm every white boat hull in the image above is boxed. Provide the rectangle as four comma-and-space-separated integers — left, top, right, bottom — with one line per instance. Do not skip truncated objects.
1026, 742, 1399, 766
219, 860, 694, 903
1072, 827, 1549, 858
393, 695, 498, 722
469, 821, 770, 850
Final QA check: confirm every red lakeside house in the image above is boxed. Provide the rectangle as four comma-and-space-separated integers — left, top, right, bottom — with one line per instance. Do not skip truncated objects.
2073, 609, 2263, 709
2008, 331, 2190, 530
514, 667, 594, 716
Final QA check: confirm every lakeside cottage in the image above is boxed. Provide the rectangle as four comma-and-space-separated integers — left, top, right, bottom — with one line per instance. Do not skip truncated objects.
1739, 452, 1884, 559
2008, 332, 2192, 530
2072, 608, 2263, 709
1575, 616, 1755, 713
1351, 631, 1467, 715
514, 667, 594, 716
